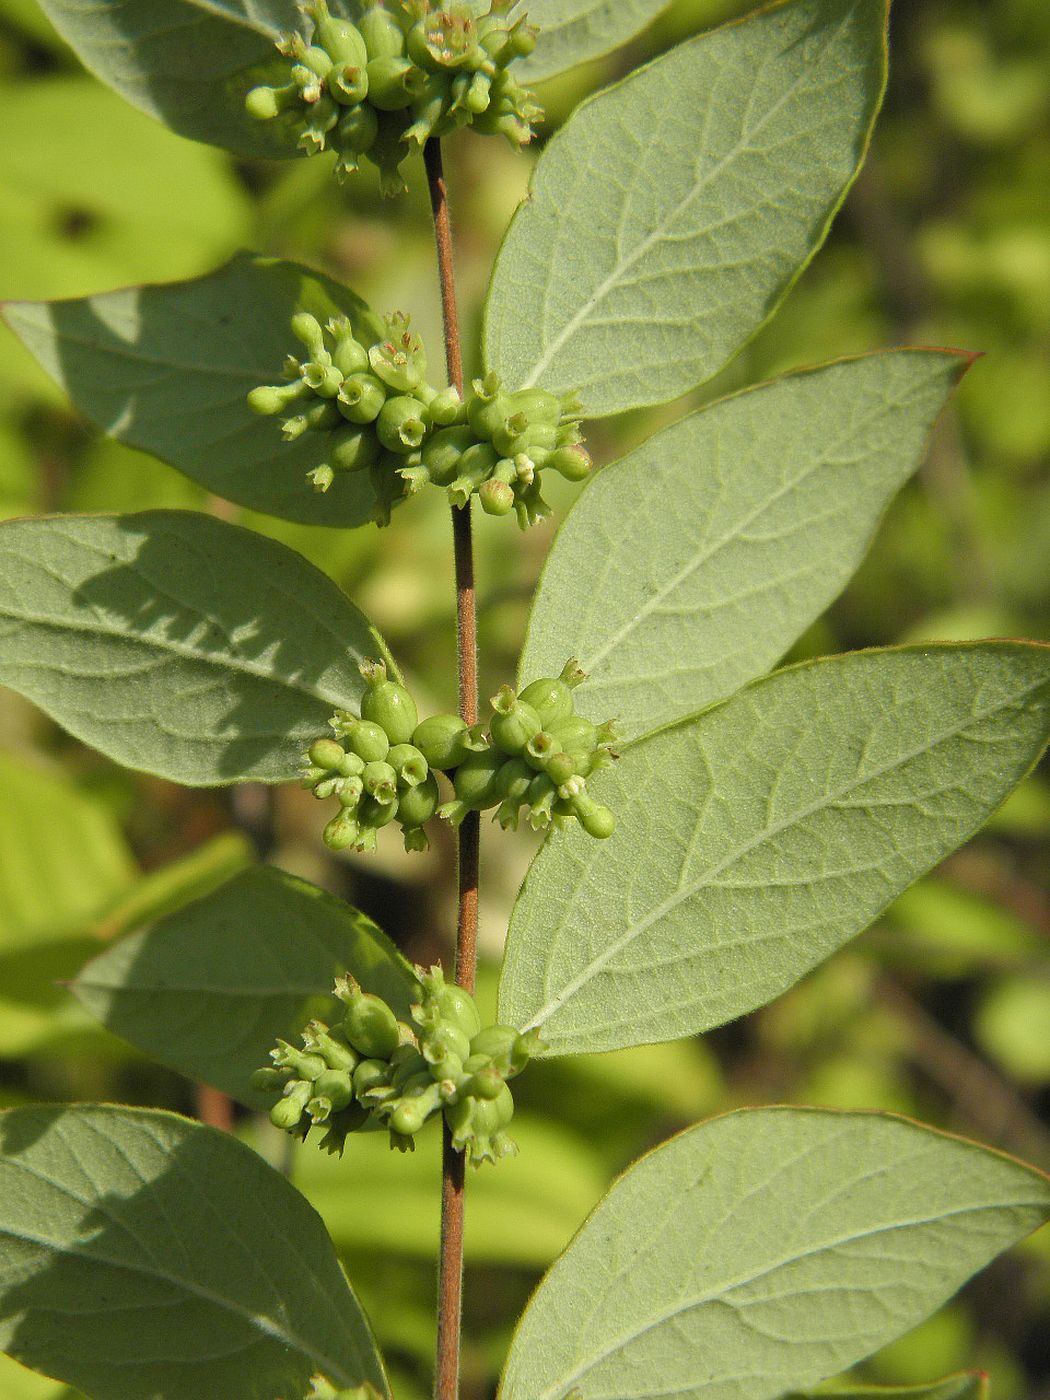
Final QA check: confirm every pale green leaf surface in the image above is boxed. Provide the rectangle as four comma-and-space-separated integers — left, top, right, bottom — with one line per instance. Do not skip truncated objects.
32, 0, 307, 158
499, 644, 1050, 1055
0, 1349, 83, 1400
71, 866, 419, 1108
0, 511, 390, 784
484, 0, 889, 416
521, 352, 967, 739
0, 1104, 388, 1400
786, 1373, 987, 1399
3, 253, 389, 527
518, 0, 669, 84
0, 753, 136, 950
500, 1108, 1049, 1400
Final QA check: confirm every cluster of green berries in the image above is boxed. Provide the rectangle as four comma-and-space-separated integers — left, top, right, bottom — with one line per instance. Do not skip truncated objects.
245, 0, 541, 196
302, 656, 618, 852
249, 309, 590, 525
437, 658, 618, 836
300, 657, 468, 853
252, 966, 541, 1166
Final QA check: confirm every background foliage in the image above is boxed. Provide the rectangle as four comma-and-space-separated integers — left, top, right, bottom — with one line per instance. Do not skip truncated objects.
0, 0, 1048, 1397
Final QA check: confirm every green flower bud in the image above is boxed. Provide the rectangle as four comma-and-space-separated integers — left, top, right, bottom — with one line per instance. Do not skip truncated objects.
362, 759, 398, 804
300, 357, 342, 398
353, 1057, 392, 1103
420, 424, 474, 486
302, 1020, 360, 1072
366, 54, 428, 110
329, 62, 369, 104
330, 424, 380, 474
411, 713, 471, 769
448, 442, 500, 508
309, 737, 347, 770
308, 464, 336, 493
338, 977, 402, 1058
336, 775, 365, 808
247, 380, 311, 415
359, 4, 407, 61
494, 756, 533, 829
308, 1067, 355, 1118
358, 794, 399, 829
427, 386, 466, 425
377, 394, 430, 453
360, 659, 419, 744
525, 771, 556, 829
306, 0, 368, 66
369, 319, 426, 392
396, 772, 439, 827
567, 788, 616, 839
549, 444, 592, 481
518, 660, 585, 726
300, 94, 342, 152
291, 311, 327, 356
479, 478, 515, 515
417, 967, 483, 1040
250, 1066, 290, 1093
245, 83, 300, 121
337, 372, 387, 423
271, 1040, 328, 1081
490, 685, 542, 755
523, 729, 560, 772
346, 719, 390, 762
543, 749, 578, 786
271, 1081, 311, 1131
387, 743, 428, 787
470, 1024, 539, 1078
423, 1020, 471, 1068
327, 322, 371, 375
450, 747, 505, 811
465, 1063, 504, 1100
324, 809, 360, 850
467, 379, 513, 441
336, 101, 380, 160
283, 398, 341, 440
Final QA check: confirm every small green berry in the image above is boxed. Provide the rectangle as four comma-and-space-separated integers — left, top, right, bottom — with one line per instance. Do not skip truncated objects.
360, 659, 419, 745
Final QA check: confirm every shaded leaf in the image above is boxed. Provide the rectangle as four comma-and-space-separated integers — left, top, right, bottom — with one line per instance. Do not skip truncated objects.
500, 643, 1050, 1056
484, 0, 889, 416
521, 351, 969, 740
33, 0, 304, 159
71, 866, 419, 1108
0, 510, 391, 784
787, 1372, 988, 1399
4, 253, 389, 527
0, 1104, 388, 1400
501, 1108, 1048, 1400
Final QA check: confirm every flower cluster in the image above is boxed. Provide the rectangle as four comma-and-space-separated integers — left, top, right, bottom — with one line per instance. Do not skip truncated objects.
252, 966, 542, 1166
245, 0, 541, 196
302, 657, 618, 852
439, 659, 618, 835
249, 310, 590, 526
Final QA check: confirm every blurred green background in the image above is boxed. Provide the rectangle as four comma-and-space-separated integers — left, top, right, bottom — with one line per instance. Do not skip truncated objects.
1, 0, 1049, 1397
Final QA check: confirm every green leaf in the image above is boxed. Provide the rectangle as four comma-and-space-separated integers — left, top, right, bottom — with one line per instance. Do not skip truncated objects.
0, 1349, 84, 1400
521, 352, 969, 740
0, 510, 391, 784
500, 1108, 1049, 1400
499, 643, 1050, 1056
787, 1373, 988, 1399
518, 0, 669, 84
0, 752, 135, 950
32, 0, 304, 159
4, 253, 390, 527
484, 0, 889, 417
71, 866, 419, 1108
0, 1104, 388, 1400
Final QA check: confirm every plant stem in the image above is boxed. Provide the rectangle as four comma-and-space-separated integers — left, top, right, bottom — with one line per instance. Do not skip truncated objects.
425, 135, 476, 1400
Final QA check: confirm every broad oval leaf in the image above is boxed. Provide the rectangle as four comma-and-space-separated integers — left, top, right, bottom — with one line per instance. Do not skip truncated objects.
3, 253, 389, 527
0, 510, 391, 784
33, 0, 304, 159
484, 0, 889, 417
518, 0, 669, 84
500, 1108, 1050, 1400
0, 1104, 388, 1400
499, 643, 1050, 1055
521, 351, 970, 740
71, 865, 420, 1108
